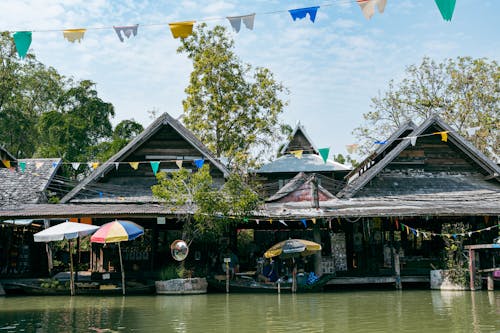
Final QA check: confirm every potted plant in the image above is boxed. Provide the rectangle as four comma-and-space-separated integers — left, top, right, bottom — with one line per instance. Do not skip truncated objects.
430, 223, 480, 290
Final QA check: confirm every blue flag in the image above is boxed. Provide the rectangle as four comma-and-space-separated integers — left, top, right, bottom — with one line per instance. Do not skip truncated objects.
289, 6, 320, 23
194, 159, 204, 169
301, 219, 307, 228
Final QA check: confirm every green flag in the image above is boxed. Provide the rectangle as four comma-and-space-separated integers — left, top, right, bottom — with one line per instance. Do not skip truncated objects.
150, 161, 160, 175
318, 147, 330, 163
13, 31, 32, 59
19, 161, 26, 173
434, 0, 456, 21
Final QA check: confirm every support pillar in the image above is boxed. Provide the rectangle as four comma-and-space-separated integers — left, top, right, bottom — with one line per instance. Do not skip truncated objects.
393, 248, 402, 290
313, 223, 322, 276
468, 249, 476, 291
487, 273, 494, 291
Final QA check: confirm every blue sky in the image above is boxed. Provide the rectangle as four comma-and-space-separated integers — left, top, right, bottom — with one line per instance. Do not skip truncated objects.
1, 0, 498, 159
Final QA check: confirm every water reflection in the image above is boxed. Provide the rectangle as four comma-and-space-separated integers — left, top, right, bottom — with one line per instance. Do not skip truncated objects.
1, 291, 499, 332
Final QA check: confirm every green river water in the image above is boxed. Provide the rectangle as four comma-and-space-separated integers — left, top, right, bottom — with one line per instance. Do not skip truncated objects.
1, 291, 499, 332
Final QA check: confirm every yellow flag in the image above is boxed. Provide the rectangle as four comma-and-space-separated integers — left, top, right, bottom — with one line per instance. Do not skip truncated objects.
290, 150, 303, 159
434, 131, 448, 142
1, 160, 10, 168
129, 162, 139, 170
169, 21, 195, 38
346, 144, 359, 154
92, 162, 99, 170
63, 29, 86, 43
35, 162, 44, 169
312, 218, 316, 224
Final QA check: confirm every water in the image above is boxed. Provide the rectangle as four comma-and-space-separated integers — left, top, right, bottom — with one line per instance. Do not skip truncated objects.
1, 291, 499, 332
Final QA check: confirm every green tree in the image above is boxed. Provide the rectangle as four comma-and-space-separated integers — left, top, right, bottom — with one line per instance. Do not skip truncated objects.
353, 57, 499, 158
178, 24, 289, 170
152, 165, 260, 243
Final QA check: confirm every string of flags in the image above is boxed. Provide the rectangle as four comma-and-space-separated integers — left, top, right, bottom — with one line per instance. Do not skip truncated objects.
288, 147, 331, 163
400, 222, 500, 239
1, 158, 206, 175
6, 0, 459, 59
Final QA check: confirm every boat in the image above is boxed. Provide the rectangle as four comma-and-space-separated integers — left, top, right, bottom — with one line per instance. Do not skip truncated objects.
4, 281, 155, 296
207, 274, 333, 293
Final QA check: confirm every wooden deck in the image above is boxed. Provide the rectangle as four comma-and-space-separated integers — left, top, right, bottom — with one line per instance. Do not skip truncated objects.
326, 275, 429, 286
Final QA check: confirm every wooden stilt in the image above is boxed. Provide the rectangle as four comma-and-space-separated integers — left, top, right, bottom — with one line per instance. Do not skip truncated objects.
69, 239, 75, 296
118, 242, 126, 295
394, 248, 402, 290
487, 273, 494, 291
468, 249, 476, 291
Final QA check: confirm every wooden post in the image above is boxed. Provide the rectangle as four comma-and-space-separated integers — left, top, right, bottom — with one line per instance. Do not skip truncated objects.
69, 239, 75, 296
225, 258, 230, 293
313, 223, 322, 277
468, 249, 476, 291
393, 248, 402, 290
118, 242, 126, 295
43, 220, 53, 275
487, 273, 494, 291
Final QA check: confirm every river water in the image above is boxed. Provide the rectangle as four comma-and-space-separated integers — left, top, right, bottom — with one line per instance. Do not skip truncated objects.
1, 291, 499, 332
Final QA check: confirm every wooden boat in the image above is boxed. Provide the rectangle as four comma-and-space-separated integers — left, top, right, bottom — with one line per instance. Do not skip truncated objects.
6, 282, 155, 296
207, 274, 333, 293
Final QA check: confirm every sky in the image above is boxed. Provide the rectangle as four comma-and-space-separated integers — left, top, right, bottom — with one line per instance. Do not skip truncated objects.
1, 0, 498, 159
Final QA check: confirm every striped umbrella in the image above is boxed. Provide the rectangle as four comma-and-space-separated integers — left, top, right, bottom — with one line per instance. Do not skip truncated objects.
91, 220, 144, 295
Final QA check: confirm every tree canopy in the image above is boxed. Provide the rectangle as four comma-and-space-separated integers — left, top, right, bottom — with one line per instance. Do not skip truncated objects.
177, 24, 289, 171
353, 57, 499, 158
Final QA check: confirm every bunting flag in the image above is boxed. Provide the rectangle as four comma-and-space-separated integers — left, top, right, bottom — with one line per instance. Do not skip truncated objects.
374, 140, 387, 145
346, 144, 359, 154
434, 131, 448, 142
290, 150, 303, 159
92, 162, 99, 170
357, 0, 387, 20
19, 161, 26, 172
35, 162, 44, 169
227, 13, 255, 33
71, 162, 80, 170
279, 219, 288, 226
255, 219, 259, 225
115, 162, 119, 170
434, 0, 456, 21
318, 148, 329, 163
312, 218, 317, 224
289, 6, 320, 23
169, 21, 195, 39
87, 162, 93, 169
2, 160, 11, 168
63, 29, 86, 43
301, 219, 307, 228
194, 159, 204, 169
409, 136, 417, 146
175, 160, 183, 169
129, 162, 139, 170
113, 24, 139, 42
13, 31, 32, 59
150, 161, 160, 175
52, 161, 58, 168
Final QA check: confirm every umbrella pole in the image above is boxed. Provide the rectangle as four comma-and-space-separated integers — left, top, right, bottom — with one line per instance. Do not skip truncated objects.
118, 242, 126, 295
69, 239, 75, 296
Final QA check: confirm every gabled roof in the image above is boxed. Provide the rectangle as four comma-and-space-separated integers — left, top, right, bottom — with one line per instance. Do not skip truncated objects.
344, 120, 416, 181
0, 158, 61, 206
61, 112, 229, 203
0, 146, 16, 167
255, 153, 350, 174
338, 116, 500, 198
266, 172, 336, 203
280, 122, 319, 155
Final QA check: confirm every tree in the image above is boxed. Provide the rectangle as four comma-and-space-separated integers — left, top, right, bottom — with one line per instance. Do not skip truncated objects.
152, 165, 260, 243
353, 57, 499, 158
177, 24, 289, 170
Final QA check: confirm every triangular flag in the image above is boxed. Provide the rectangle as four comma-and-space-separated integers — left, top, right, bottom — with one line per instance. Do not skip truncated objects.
289, 6, 320, 23
175, 160, 183, 169
169, 21, 195, 39
269, 219, 273, 224
290, 150, 303, 159
374, 140, 387, 145
115, 162, 119, 170
301, 219, 307, 228
227, 13, 255, 33
434, 0, 456, 21
150, 161, 160, 175
63, 29, 86, 43
92, 162, 99, 170
129, 162, 139, 170
52, 161, 58, 168
357, 0, 387, 20
255, 219, 259, 225
409, 136, 417, 146
87, 162, 93, 169
2, 160, 11, 168
279, 219, 288, 226
71, 162, 80, 170
35, 162, 44, 169
318, 148, 329, 163
194, 159, 204, 169
13, 31, 32, 59
346, 144, 359, 154
113, 24, 139, 42
434, 131, 448, 142
19, 161, 26, 172
312, 218, 316, 224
